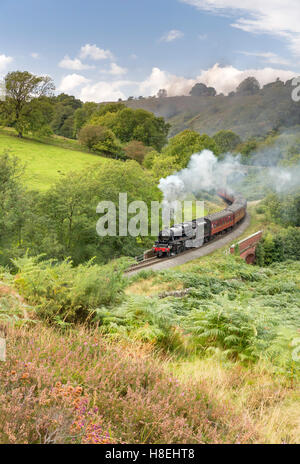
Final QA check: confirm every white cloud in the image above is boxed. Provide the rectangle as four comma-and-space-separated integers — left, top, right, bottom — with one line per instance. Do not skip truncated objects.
198, 34, 208, 40
181, 0, 300, 56
31, 52, 39, 59
139, 67, 195, 96
79, 44, 114, 61
79, 81, 130, 102
161, 30, 184, 42
238, 51, 292, 66
58, 74, 90, 93
196, 63, 296, 94
139, 64, 296, 97
59, 55, 94, 71
100, 63, 128, 76
61, 63, 297, 103
0, 54, 13, 73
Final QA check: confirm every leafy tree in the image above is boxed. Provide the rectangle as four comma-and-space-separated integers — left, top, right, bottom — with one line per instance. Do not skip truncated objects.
124, 140, 150, 164
93, 129, 123, 159
237, 138, 259, 162
28, 160, 160, 264
89, 107, 170, 151
74, 102, 98, 136
236, 77, 260, 96
161, 129, 220, 169
78, 125, 106, 151
189, 83, 216, 97
50, 93, 83, 138
0, 71, 55, 137
0, 153, 27, 265
78, 124, 123, 158
213, 130, 241, 153
151, 154, 179, 180
143, 150, 159, 169
96, 102, 126, 115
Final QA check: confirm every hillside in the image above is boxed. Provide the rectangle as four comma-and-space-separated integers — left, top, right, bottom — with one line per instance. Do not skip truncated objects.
1, 204, 299, 444
0, 129, 103, 191
126, 79, 300, 138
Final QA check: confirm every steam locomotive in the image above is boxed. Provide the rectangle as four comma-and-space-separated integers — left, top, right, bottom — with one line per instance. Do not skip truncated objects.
153, 191, 247, 258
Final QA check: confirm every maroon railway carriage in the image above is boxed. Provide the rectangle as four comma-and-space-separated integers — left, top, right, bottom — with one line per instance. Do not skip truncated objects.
205, 210, 234, 237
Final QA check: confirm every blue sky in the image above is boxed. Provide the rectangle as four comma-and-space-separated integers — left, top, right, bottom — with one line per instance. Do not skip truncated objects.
0, 0, 299, 101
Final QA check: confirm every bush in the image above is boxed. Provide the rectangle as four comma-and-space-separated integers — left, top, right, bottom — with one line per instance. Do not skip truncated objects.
256, 228, 300, 266
124, 140, 150, 164
12, 256, 128, 324
78, 125, 105, 151
78, 125, 123, 158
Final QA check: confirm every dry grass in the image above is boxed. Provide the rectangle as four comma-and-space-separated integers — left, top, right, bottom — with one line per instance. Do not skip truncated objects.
170, 357, 300, 444
126, 279, 183, 296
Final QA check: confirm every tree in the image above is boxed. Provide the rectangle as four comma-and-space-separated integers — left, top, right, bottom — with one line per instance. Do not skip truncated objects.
124, 141, 150, 164
89, 107, 170, 151
93, 129, 123, 159
162, 129, 220, 169
236, 77, 260, 96
1, 71, 55, 137
151, 154, 179, 180
78, 124, 123, 158
32, 160, 160, 264
143, 150, 159, 169
189, 83, 216, 97
74, 102, 98, 137
50, 93, 83, 138
213, 130, 241, 153
238, 137, 259, 162
0, 153, 27, 265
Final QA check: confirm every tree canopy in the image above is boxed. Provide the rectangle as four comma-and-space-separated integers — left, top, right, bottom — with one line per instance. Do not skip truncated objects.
213, 130, 241, 153
0, 71, 55, 137
89, 106, 170, 151
189, 83, 217, 97
161, 129, 220, 168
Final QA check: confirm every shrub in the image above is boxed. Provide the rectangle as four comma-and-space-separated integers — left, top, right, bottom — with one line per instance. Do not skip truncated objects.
78, 125, 105, 151
12, 256, 128, 324
0, 324, 257, 444
78, 124, 123, 158
124, 140, 150, 164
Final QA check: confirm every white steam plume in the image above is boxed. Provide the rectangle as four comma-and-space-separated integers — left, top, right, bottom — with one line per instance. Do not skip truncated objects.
159, 147, 300, 210
158, 150, 243, 207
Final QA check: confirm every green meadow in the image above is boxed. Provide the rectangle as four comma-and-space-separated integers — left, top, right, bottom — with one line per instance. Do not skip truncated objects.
0, 129, 104, 191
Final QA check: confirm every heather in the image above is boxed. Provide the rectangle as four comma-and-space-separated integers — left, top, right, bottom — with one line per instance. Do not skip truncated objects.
0, 324, 257, 444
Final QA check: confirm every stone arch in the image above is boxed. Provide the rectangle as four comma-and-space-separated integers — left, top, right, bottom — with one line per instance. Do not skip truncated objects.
245, 253, 255, 265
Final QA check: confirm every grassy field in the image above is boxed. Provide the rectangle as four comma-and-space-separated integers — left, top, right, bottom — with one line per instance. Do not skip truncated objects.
0, 129, 104, 191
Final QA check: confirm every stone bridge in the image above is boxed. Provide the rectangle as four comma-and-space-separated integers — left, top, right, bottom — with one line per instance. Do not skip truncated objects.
230, 231, 263, 264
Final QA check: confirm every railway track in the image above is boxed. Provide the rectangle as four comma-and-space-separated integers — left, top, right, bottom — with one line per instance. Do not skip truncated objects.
125, 213, 251, 275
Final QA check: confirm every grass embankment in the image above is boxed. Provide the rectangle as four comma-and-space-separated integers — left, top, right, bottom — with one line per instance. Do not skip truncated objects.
0, 128, 103, 191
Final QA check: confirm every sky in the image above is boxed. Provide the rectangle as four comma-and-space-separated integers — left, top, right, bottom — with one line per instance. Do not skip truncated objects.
0, 0, 299, 101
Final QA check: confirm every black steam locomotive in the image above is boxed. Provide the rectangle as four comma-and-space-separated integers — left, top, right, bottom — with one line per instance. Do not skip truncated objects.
153, 191, 247, 258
